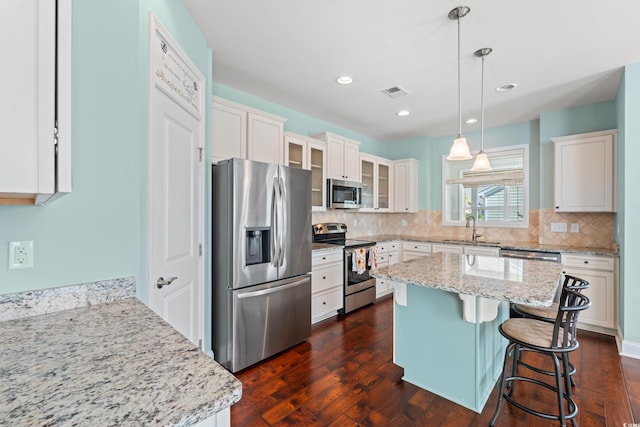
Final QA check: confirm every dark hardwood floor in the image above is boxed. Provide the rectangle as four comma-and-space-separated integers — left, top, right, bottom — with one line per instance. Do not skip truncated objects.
231, 296, 640, 426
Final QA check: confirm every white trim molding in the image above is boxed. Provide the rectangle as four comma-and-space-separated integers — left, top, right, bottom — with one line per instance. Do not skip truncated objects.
620, 339, 640, 360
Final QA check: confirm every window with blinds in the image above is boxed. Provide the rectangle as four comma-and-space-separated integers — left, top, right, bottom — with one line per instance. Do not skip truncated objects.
442, 145, 529, 228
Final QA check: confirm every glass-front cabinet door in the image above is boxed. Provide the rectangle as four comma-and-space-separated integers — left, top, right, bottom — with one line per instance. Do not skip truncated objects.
284, 133, 306, 169
308, 142, 326, 211
378, 162, 390, 209
360, 157, 375, 210
360, 154, 393, 212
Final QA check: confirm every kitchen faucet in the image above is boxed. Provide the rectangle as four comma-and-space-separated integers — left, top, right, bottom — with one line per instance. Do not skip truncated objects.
466, 215, 481, 245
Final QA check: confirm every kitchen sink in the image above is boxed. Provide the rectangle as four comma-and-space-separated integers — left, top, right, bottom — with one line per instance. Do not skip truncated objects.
442, 239, 501, 246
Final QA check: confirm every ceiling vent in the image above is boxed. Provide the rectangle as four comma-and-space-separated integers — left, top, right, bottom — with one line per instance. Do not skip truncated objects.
382, 85, 409, 98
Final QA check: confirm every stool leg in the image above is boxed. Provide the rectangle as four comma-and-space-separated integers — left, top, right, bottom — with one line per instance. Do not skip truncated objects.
569, 353, 576, 387
490, 341, 515, 427
551, 353, 567, 427
508, 344, 521, 397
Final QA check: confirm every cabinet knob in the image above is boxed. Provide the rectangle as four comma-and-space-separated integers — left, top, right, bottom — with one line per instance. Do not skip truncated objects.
322, 256, 326, 260
584, 260, 589, 264
323, 301, 327, 305
322, 276, 326, 279
556, 206, 559, 209
405, 208, 409, 211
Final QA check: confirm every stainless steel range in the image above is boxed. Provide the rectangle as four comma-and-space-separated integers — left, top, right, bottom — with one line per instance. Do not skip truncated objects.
312, 223, 377, 314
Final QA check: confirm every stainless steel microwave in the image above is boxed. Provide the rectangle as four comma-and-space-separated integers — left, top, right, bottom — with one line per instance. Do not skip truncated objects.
327, 179, 362, 209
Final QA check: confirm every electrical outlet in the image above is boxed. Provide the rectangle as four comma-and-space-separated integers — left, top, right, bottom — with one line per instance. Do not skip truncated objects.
9, 241, 34, 269
570, 223, 580, 233
550, 223, 567, 233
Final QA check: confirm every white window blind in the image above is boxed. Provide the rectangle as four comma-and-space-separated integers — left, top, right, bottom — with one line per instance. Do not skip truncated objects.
445, 148, 525, 187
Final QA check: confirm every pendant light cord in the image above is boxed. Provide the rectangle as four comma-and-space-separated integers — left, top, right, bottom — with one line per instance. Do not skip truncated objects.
480, 53, 485, 152
457, 10, 462, 136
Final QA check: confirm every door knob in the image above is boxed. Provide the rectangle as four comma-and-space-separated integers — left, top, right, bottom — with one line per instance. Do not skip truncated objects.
156, 276, 177, 289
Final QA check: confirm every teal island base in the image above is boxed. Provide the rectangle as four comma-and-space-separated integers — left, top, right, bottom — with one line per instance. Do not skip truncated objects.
393, 283, 510, 413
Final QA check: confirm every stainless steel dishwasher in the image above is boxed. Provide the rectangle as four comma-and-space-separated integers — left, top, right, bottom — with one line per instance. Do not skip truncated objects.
499, 248, 561, 263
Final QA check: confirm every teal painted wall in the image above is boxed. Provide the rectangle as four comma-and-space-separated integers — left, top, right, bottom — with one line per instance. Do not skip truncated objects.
538, 101, 617, 209
385, 121, 540, 211
620, 63, 640, 343
0, 1, 211, 311
615, 72, 626, 334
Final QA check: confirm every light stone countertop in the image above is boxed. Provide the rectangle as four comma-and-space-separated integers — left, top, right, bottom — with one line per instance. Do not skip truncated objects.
312, 242, 342, 252
356, 234, 618, 257
0, 297, 242, 426
371, 252, 563, 307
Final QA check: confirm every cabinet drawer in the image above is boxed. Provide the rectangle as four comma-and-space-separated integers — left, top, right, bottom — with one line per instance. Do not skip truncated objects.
311, 286, 342, 323
312, 249, 343, 267
378, 253, 388, 263
376, 242, 389, 254
402, 241, 431, 253
388, 250, 399, 265
562, 254, 614, 271
312, 264, 343, 293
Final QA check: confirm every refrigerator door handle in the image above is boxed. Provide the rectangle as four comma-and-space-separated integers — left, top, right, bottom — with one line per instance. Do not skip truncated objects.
270, 177, 278, 267
272, 176, 283, 267
277, 175, 286, 267
236, 277, 308, 299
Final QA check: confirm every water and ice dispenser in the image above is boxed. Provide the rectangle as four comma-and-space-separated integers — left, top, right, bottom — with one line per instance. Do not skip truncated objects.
245, 227, 271, 265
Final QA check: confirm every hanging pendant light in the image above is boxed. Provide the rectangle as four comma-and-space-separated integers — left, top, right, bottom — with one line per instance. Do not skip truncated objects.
471, 48, 493, 171
447, 6, 472, 161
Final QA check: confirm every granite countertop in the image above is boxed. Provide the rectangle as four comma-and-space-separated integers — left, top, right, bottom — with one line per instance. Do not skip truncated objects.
0, 296, 242, 426
371, 252, 563, 307
355, 234, 618, 257
312, 242, 342, 252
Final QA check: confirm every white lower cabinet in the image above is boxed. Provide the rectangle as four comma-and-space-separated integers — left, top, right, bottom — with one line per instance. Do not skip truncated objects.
311, 249, 343, 323
375, 241, 398, 298
561, 254, 617, 333
401, 241, 432, 261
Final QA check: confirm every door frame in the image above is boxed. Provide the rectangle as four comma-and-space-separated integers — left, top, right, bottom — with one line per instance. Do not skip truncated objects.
146, 13, 205, 345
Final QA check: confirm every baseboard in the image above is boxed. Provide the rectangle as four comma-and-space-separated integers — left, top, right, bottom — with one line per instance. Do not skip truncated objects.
620, 339, 640, 359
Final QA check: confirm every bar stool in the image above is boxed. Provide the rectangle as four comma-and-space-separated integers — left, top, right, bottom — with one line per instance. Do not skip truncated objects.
512, 274, 589, 386
490, 287, 591, 427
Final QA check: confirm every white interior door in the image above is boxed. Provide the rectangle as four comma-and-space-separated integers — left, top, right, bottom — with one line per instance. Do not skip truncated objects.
148, 15, 204, 346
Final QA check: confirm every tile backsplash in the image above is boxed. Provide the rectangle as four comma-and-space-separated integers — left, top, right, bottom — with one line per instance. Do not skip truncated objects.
312, 209, 616, 248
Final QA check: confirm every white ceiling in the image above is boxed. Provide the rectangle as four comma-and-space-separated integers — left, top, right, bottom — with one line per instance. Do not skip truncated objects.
182, 0, 640, 142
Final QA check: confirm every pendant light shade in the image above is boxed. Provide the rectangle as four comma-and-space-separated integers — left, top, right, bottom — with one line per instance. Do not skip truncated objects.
471, 47, 493, 172
447, 6, 472, 161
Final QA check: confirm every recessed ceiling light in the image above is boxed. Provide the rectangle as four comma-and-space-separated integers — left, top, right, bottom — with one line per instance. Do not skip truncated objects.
336, 76, 353, 85
496, 83, 517, 92
396, 110, 411, 117
465, 118, 478, 124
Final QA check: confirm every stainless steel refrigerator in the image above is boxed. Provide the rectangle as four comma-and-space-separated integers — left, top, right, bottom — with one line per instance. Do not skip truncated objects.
212, 158, 312, 372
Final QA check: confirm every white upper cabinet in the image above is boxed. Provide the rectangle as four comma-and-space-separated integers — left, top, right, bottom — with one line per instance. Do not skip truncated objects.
394, 158, 419, 212
211, 101, 247, 163
552, 129, 616, 212
314, 132, 360, 181
247, 112, 284, 165
0, 0, 72, 205
360, 153, 393, 212
284, 132, 327, 211
211, 97, 286, 165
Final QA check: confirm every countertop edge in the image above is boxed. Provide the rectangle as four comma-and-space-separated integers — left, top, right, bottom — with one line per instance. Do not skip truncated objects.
353, 234, 618, 257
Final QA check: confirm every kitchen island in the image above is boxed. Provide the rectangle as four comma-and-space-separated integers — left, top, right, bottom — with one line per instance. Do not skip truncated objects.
0, 281, 241, 426
371, 252, 562, 413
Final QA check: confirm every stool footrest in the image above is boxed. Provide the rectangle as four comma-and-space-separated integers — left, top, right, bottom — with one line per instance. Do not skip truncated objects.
499, 375, 578, 422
